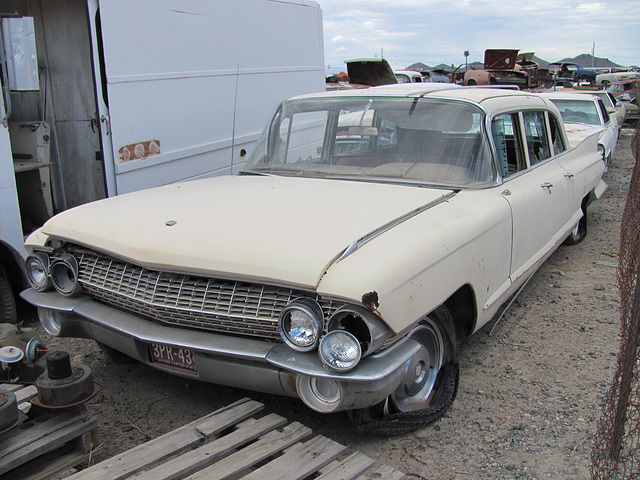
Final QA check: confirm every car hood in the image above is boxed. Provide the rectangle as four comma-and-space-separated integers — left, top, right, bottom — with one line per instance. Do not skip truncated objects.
345, 58, 398, 86
484, 49, 519, 70
39, 175, 454, 289
563, 123, 605, 147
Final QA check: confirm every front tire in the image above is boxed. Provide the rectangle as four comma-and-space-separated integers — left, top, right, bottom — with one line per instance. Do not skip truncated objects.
349, 305, 459, 435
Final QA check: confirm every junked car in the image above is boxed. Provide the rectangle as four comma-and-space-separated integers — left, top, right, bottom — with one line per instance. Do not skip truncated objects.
596, 70, 639, 88
570, 88, 627, 128
542, 91, 619, 169
607, 79, 639, 123
548, 62, 598, 84
464, 49, 529, 89
21, 85, 607, 434
394, 70, 425, 84
421, 69, 450, 83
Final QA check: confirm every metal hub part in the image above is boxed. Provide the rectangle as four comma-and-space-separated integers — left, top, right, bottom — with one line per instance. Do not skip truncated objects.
0, 390, 19, 432
390, 322, 444, 413
35, 351, 96, 407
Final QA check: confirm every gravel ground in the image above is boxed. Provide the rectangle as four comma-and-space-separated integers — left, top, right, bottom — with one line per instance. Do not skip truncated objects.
24, 125, 636, 479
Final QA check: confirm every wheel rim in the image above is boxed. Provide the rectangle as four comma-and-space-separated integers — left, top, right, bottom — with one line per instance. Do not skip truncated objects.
390, 320, 444, 413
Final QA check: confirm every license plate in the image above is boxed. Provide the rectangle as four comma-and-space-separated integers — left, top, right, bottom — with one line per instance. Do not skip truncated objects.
149, 343, 198, 373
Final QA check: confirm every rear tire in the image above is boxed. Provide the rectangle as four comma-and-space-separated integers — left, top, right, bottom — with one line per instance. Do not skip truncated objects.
349, 305, 459, 435
0, 264, 18, 324
564, 204, 587, 245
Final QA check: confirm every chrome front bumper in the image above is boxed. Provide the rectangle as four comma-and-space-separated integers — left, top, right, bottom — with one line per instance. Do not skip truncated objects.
21, 289, 420, 413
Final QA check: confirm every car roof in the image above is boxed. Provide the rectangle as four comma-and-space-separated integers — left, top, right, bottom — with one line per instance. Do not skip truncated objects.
540, 92, 599, 102
292, 84, 555, 114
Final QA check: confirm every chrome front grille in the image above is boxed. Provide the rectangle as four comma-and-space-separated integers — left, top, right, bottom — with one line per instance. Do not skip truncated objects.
69, 246, 345, 340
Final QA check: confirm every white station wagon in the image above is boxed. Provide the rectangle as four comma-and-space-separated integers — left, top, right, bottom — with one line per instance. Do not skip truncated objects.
22, 85, 606, 434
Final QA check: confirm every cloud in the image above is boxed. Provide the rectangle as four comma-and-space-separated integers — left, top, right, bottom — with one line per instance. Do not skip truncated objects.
319, 0, 640, 71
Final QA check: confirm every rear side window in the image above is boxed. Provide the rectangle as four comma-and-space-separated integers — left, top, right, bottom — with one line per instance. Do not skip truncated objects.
492, 110, 560, 178
492, 113, 523, 177
548, 114, 566, 154
522, 111, 551, 165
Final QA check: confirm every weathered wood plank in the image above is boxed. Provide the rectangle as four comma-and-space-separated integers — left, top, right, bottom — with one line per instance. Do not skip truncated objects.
188, 421, 312, 480
239, 435, 347, 480
0, 413, 97, 471
0, 422, 98, 476
134, 413, 287, 480
315, 452, 376, 480
10, 429, 100, 480
14, 385, 38, 403
0, 383, 21, 392
356, 464, 406, 480
67, 398, 262, 480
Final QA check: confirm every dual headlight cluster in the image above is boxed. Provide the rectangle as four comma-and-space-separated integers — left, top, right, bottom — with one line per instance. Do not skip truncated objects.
278, 297, 390, 372
25, 252, 81, 296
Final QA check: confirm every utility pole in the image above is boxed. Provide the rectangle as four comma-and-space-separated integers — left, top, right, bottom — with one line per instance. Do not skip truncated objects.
592, 42, 595, 67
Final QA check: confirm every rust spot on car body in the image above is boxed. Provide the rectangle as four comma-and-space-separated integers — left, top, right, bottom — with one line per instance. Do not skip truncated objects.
362, 291, 380, 314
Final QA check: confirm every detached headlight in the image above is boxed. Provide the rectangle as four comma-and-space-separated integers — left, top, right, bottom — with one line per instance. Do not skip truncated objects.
50, 254, 81, 296
278, 297, 323, 351
319, 330, 361, 371
25, 252, 52, 291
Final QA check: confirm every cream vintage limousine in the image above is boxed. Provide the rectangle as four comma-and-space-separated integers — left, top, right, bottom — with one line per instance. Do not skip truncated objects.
22, 85, 607, 434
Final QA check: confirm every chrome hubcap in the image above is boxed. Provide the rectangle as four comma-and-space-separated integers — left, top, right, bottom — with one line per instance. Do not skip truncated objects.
390, 320, 444, 413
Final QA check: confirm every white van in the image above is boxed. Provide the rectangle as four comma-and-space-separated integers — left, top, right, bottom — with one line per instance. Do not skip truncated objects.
0, 0, 325, 322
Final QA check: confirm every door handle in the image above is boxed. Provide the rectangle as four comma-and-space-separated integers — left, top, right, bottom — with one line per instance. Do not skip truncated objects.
541, 182, 553, 192
100, 115, 111, 135
564, 172, 574, 178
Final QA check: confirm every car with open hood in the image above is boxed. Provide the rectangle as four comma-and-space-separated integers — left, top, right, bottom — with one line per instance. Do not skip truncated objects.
21, 85, 607, 434
464, 49, 529, 89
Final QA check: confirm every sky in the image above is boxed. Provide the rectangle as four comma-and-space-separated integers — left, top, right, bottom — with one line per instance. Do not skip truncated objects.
319, 0, 640, 74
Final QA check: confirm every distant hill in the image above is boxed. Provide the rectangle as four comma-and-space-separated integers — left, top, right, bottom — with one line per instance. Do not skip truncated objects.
556, 54, 621, 68
407, 62, 430, 71
407, 54, 629, 72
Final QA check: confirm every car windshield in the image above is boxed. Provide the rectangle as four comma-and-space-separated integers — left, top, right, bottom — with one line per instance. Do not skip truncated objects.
590, 92, 615, 109
550, 99, 602, 125
243, 96, 494, 188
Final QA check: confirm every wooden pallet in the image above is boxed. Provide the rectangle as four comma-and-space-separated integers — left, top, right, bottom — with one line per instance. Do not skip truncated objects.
65, 397, 404, 480
0, 384, 100, 480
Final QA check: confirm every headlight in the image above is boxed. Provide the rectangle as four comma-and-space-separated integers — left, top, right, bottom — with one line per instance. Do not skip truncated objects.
50, 254, 81, 296
319, 330, 361, 371
25, 252, 52, 291
327, 304, 391, 357
278, 297, 323, 351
